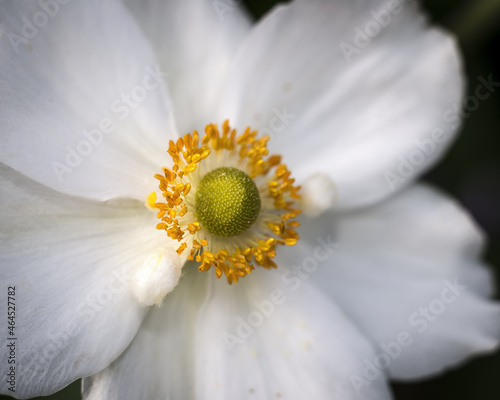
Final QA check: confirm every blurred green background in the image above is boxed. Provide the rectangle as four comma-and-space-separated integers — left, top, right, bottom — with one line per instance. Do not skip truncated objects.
2, 0, 499, 399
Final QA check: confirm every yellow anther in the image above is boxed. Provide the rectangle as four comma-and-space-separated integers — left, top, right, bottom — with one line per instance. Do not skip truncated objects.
146, 192, 157, 209
177, 243, 187, 255
151, 120, 301, 284
184, 163, 197, 173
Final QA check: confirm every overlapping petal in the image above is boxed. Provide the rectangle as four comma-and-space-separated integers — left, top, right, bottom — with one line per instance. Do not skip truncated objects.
83, 266, 393, 400
0, 164, 170, 397
0, 0, 176, 202
123, 0, 252, 134
217, 0, 464, 209
286, 184, 500, 380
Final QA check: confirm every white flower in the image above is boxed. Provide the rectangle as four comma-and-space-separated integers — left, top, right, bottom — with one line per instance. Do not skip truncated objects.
0, 0, 499, 399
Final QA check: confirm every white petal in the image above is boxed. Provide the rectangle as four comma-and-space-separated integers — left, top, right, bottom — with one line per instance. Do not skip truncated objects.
131, 247, 184, 307
217, 0, 464, 209
294, 184, 500, 380
300, 173, 338, 216
0, 164, 169, 398
83, 267, 393, 400
0, 0, 177, 202
82, 268, 208, 400
123, 0, 252, 134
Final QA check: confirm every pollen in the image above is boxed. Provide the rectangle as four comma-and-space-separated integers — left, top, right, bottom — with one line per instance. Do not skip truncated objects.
150, 120, 301, 284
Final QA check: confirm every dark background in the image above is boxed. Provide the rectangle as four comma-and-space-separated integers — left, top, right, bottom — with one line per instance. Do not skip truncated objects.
2, 0, 499, 399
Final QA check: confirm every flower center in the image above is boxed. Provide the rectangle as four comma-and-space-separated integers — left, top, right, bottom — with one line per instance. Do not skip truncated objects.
149, 120, 301, 284
195, 167, 261, 237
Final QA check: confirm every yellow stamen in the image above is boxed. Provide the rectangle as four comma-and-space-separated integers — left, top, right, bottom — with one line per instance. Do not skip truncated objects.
150, 120, 301, 284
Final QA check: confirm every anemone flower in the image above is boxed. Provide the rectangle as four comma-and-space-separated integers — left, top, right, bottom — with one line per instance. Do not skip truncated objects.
1, 0, 499, 399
